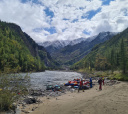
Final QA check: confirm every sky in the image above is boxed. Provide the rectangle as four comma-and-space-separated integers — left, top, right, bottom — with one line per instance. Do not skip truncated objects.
0, 0, 128, 43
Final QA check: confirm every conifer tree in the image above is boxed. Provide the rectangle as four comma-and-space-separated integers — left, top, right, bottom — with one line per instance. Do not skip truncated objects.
110, 48, 115, 73
120, 39, 126, 74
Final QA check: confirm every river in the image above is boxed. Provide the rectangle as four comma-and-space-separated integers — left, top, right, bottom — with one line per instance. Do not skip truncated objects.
28, 70, 83, 90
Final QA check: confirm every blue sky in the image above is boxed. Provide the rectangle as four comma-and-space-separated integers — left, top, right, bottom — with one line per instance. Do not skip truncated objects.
0, 0, 128, 42
44, 7, 54, 18
21, 0, 40, 4
101, 0, 115, 5
81, 8, 102, 20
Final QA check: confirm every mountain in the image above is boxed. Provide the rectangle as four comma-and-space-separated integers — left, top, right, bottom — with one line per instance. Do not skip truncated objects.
40, 40, 69, 48
39, 38, 91, 54
23, 33, 59, 68
71, 28, 128, 72
50, 32, 117, 65
39, 40, 70, 54
68, 38, 89, 45
0, 21, 58, 72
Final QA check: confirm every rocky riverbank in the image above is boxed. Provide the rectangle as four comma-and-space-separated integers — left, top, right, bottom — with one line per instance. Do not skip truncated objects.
17, 78, 120, 114
1, 76, 121, 114
22, 79, 126, 114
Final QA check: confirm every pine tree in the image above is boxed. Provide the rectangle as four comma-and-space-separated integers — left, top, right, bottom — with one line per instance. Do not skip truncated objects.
120, 39, 126, 74
110, 48, 115, 73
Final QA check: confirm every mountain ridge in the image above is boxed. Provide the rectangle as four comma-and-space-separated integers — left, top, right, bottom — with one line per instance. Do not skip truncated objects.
71, 28, 128, 71
39, 36, 96, 54
47, 31, 117, 65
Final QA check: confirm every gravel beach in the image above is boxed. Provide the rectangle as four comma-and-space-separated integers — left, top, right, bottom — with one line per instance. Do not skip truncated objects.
20, 80, 128, 114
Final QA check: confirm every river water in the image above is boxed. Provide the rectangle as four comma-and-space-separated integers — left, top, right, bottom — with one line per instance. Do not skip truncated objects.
28, 70, 82, 90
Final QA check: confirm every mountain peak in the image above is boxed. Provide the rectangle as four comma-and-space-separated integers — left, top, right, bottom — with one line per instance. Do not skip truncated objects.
39, 38, 87, 48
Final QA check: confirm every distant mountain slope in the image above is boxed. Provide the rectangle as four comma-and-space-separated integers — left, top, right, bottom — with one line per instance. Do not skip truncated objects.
40, 40, 70, 54
71, 28, 128, 71
23, 33, 58, 68
39, 37, 95, 54
51, 32, 117, 65
0, 21, 58, 72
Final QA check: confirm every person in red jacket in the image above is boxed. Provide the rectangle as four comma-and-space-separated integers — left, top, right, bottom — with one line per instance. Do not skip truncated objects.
98, 78, 102, 90
78, 79, 84, 92
102, 76, 105, 85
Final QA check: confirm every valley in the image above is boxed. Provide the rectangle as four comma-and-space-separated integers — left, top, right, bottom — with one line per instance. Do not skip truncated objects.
0, 0, 128, 114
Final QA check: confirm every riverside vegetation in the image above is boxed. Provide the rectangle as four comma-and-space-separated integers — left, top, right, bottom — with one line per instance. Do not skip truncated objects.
0, 71, 30, 112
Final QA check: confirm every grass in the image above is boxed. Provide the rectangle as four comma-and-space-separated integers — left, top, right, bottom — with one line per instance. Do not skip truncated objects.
77, 68, 128, 81
110, 73, 128, 81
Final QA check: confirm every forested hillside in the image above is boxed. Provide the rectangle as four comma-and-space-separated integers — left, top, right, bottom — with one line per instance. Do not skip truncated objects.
0, 21, 58, 72
51, 32, 116, 65
71, 28, 128, 74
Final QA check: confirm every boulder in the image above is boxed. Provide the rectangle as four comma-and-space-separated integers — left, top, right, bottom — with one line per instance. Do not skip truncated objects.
24, 97, 37, 104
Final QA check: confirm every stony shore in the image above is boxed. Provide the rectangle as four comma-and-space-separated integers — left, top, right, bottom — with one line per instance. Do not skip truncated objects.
18, 79, 128, 114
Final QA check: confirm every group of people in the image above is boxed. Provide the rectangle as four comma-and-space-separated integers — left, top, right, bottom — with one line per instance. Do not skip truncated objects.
78, 76, 105, 92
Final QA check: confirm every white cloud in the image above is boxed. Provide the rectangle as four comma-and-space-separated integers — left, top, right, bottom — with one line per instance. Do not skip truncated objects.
90, 0, 128, 35
0, 0, 49, 41
0, 0, 128, 43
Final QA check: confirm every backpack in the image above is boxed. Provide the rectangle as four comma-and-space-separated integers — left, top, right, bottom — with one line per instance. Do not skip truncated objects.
98, 80, 100, 84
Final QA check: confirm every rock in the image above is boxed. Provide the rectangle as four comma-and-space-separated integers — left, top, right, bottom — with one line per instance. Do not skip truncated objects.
15, 106, 21, 114
32, 108, 35, 111
29, 89, 45, 96
31, 106, 38, 111
24, 97, 37, 104
22, 103, 26, 107
11, 102, 17, 111
21, 110, 29, 113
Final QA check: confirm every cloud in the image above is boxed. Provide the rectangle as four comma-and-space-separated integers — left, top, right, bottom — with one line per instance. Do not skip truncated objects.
90, 0, 128, 35
0, 0, 128, 43
0, 0, 49, 41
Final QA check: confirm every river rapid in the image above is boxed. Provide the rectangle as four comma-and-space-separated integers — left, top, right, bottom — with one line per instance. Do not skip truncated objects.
28, 70, 82, 90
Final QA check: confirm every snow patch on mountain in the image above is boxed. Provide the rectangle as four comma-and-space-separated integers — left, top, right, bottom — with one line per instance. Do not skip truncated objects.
39, 38, 87, 48
38, 32, 118, 49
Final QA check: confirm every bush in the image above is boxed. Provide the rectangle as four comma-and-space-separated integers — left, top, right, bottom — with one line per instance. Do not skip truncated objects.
0, 90, 15, 111
0, 73, 30, 111
113, 73, 128, 81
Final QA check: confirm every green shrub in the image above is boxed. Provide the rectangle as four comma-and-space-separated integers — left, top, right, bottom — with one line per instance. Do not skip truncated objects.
113, 73, 128, 81
0, 73, 30, 111
0, 90, 15, 111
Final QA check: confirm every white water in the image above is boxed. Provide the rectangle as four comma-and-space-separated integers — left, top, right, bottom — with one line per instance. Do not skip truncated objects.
29, 70, 82, 90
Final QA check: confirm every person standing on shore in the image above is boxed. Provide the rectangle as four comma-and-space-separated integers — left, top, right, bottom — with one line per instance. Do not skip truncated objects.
90, 77, 92, 88
102, 76, 105, 85
98, 78, 102, 90
78, 79, 84, 92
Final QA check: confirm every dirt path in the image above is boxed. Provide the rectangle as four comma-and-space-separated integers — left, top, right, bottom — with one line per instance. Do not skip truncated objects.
22, 81, 128, 114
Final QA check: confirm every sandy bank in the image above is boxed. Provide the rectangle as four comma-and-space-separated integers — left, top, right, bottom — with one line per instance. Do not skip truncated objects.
21, 81, 128, 114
